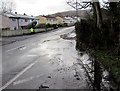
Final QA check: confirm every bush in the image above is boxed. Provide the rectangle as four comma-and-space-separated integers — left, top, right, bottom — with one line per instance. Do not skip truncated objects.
35, 23, 69, 29
75, 19, 112, 50
26, 21, 37, 29
51, 24, 58, 29
35, 24, 46, 28
45, 23, 52, 28
63, 23, 68, 27
57, 24, 63, 27
35, 23, 53, 29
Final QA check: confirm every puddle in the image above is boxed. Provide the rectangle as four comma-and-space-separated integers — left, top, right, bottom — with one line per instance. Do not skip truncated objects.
60, 32, 76, 40
42, 38, 60, 44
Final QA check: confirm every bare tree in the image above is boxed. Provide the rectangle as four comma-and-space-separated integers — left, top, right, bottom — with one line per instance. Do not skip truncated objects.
0, 0, 16, 13
66, 0, 91, 20
66, 0, 103, 30
92, 1, 103, 29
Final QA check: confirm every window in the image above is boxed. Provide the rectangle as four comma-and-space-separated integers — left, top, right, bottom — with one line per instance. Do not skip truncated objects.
25, 19, 28, 22
21, 19, 23, 22
11, 18, 16, 21
47, 18, 50, 21
53, 19, 57, 21
14, 27, 17, 30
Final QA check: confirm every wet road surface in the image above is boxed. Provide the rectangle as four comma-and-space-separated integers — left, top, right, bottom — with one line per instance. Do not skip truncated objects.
1, 27, 113, 90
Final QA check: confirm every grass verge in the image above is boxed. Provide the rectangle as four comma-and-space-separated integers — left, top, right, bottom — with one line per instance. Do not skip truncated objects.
88, 48, 120, 84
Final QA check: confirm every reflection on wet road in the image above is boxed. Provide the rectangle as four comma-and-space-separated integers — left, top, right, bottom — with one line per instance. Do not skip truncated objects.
1, 27, 114, 90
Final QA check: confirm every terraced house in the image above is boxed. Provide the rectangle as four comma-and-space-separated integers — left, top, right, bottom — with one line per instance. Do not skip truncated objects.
56, 16, 79, 25
0, 12, 39, 30
36, 16, 58, 24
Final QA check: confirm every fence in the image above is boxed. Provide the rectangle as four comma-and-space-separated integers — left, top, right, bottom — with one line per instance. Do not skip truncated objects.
0, 28, 53, 37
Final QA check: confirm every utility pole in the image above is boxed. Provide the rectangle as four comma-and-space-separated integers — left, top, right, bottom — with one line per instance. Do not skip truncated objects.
66, 0, 92, 22
66, 0, 79, 21
76, 0, 79, 21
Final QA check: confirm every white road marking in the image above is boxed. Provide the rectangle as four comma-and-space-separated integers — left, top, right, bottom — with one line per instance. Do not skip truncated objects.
19, 46, 26, 50
13, 74, 43, 85
27, 54, 38, 57
0, 60, 38, 90
6, 45, 25, 52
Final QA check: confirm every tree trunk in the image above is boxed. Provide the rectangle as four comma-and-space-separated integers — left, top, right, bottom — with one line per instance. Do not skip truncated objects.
92, 1, 103, 30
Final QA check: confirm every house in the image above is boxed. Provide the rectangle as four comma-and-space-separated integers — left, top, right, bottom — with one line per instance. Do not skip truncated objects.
63, 16, 79, 24
56, 16, 79, 25
0, 14, 10, 30
56, 16, 63, 24
0, 12, 39, 30
36, 16, 57, 24
36, 15, 80, 25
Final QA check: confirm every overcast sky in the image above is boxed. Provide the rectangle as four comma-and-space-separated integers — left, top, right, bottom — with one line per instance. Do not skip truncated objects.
2, 0, 118, 16
13, 0, 74, 16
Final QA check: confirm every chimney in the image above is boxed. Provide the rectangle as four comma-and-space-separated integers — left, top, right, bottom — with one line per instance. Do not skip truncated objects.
15, 12, 17, 14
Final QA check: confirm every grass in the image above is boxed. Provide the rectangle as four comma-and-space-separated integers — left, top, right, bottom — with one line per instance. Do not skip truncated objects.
88, 48, 120, 84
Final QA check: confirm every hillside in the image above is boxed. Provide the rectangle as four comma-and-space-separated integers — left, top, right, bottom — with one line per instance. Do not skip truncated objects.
36, 9, 108, 20
50, 9, 91, 18
35, 9, 92, 19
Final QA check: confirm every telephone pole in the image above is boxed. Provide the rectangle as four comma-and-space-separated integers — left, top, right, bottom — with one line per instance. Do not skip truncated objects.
66, 0, 79, 21
76, 0, 79, 21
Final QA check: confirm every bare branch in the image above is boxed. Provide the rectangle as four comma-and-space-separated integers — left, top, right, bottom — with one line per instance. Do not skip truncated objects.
66, 0, 91, 10
0, 0, 16, 13
67, 2, 76, 9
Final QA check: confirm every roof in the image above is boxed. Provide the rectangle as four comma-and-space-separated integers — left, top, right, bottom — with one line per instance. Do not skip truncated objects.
42, 16, 57, 19
3, 13, 36, 19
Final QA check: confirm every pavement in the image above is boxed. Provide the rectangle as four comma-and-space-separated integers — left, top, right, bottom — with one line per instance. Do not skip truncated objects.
0, 34, 36, 46
0, 38, 15, 46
